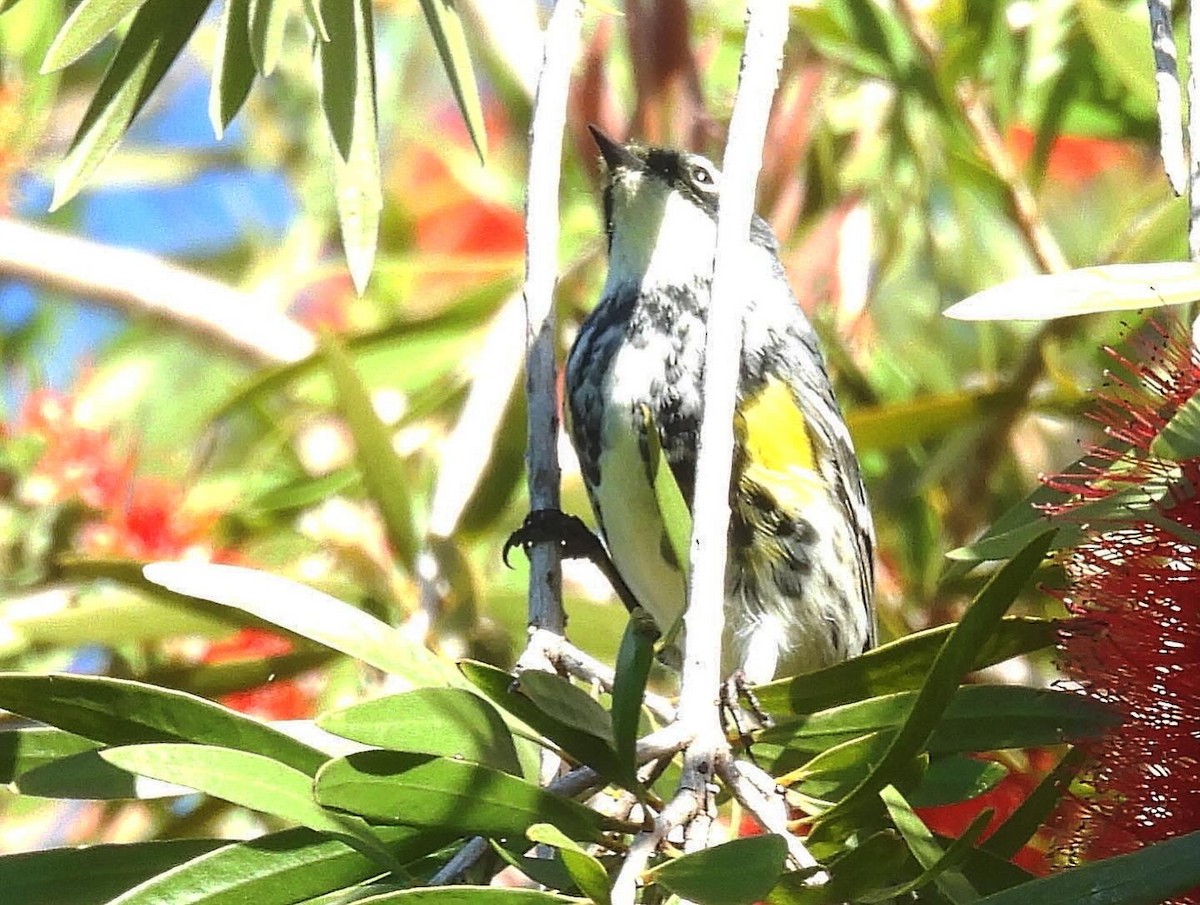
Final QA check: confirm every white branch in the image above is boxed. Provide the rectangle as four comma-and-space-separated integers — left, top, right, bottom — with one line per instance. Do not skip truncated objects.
1147, 0, 1186, 195
519, 0, 585, 636
0, 217, 315, 365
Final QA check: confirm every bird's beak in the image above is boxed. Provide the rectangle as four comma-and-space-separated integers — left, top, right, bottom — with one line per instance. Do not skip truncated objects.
588, 124, 641, 171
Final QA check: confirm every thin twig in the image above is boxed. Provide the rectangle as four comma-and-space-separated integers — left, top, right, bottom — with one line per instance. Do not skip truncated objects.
1147, 0, 1186, 195
718, 758, 825, 876
519, 0, 585, 641
0, 217, 315, 365
676, 0, 789, 838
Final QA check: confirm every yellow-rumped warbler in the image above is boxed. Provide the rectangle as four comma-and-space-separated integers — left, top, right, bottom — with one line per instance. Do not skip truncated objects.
564, 126, 876, 684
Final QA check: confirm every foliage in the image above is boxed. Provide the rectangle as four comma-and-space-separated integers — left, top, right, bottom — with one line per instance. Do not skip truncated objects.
0, 0, 1198, 903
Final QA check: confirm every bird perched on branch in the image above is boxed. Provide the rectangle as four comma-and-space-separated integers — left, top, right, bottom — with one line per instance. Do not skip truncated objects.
563, 125, 875, 685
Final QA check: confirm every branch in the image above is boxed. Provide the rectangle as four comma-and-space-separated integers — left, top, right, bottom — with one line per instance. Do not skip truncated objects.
0, 217, 315, 366
1147, 0, 1186, 195
518, 0, 585, 639
1189, 0, 1200, 260
677, 0, 788, 808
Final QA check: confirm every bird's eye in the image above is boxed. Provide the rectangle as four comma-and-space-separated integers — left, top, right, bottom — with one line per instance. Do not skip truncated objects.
691, 164, 716, 188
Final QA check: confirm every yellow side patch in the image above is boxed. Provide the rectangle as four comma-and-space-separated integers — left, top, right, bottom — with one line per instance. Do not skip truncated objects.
737, 378, 824, 510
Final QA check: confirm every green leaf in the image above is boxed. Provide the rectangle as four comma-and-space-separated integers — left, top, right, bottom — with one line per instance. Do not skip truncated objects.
18, 749, 187, 799
101, 743, 395, 865
513, 671, 614, 745
813, 533, 1055, 825
322, 334, 418, 572
415, 0, 486, 162
142, 562, 457, 689
943, 262, 1200, 322
849, 389, 1011, 452
50, 0, 209, 210
610, 609, 658, 788
300, 0, 329, 41
975, 829, 1200, 905
767, 830, 910, 905
527, 823, 612, 905
107, 826, 447, 905
1151, 390, 1200, 460
41, 0, 149, 70
0, 672, 326, 774
315, 750, 608, 843
459, 660, 625, 782
983, 747, 1088, 861
209, 0, 255, 138
248, 0, 288, 75
644, 408, 693, 579
907, 755, 1008, 809
318, 0, 381, 291
879, 784, 984, 904
0, 840, 224, 905
0, 726, 100, 781
754, 617, 1062, 720
650, 835, 788, 905
759, 684, 1116, 770
318, 687, 522, 775
1076, 0, 1157, 119
314, 889, 576, 903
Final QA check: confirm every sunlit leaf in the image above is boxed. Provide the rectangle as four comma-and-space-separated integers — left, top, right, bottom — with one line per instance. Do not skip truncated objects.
527, 823, 612, 905
315, 750, 608, 843
0, 672, 326, 774
210, 0, 255, 137
944, 263, 1200, 321
975, 828, 1200, 905
50, 0, 209, 210
107, 826, 448, 905
41, 0, 149, 70
814, 533, 1054, 824
415, 0, 486, 162
142, 562, 457, 688
321, 334, 419, 573
318, 687, 522, 775
879, 784, 984, 904
754, 617, 1062, 719
0, 840, 224, 905
1077, 0, 1157, 118
248, 0, 288, 75
650, 835, 788, 905
849, 389, 1012, 452
0, 726, 100, 782
1151, 390, 1200, 460
102, 743, 396, 866
318, 0, 381, 291
983, 746, 1087, 861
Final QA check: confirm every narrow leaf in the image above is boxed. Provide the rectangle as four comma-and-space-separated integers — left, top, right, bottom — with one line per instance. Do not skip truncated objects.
248, 0, 288, 75
879, 784, 984, 904
650, 835, 788, 905
415, 0, 486, 161
210, 0, 256, 137
317, 687, 522, 775
983, 746, 1088, 860
815, 533, 1055, 823
0, 840, 223, 905
143, 562, 456, 688
41, 0, 149, 71
610, 608, 658, 787
316, 750, 608, 843
0, 726, 100, 781
101, 743, 395, 865
754, 617, 1062, 720
975, 829, 1200, 905
849, 389, 1011, 452
1151, 390, 1200, 460
513, 671, 614, 745
944, 262, 1200, 321
324, 889, 575, 903
51, 0, 209, 209
318, 0, 381, 291
107, 825, 446, 905
459, 660, 625, 782
0, 672, 325, 774
322, 334, 418, 572
18, 749, 194, 799
527, 823, 612, 905
300, 0, 329, 40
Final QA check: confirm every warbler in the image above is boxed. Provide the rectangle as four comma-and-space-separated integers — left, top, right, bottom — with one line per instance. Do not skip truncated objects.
564, 126, 876, 684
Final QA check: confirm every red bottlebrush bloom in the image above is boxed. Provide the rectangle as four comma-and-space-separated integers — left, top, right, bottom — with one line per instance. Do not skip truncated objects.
1044, 321, 1200, 902
202, 628, 315, 721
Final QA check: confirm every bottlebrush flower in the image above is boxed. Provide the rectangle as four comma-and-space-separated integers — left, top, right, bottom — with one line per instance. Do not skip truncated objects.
1044, 321, 1200, 902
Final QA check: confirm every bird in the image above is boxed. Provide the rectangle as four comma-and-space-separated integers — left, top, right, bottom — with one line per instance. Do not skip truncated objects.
562, 125, 876, 685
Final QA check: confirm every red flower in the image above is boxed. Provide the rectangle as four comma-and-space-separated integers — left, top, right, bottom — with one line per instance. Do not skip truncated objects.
202, 628, 315, 721
1045, 322, 1200, 902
